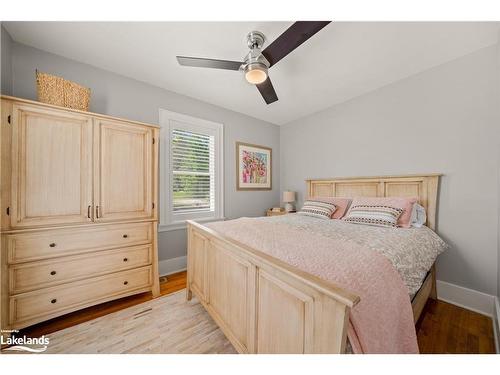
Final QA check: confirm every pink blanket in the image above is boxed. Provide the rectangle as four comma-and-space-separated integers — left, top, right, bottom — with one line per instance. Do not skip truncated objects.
207, 218, 419, 354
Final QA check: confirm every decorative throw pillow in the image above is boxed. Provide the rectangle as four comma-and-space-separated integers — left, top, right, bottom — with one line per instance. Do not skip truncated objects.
298, 200, 337, 220
309, 197, 352, 219
345, 197, 417, 228
343, 204, 404, 228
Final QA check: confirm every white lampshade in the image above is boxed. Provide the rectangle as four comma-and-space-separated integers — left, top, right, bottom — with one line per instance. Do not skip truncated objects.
283, 191, 296, 203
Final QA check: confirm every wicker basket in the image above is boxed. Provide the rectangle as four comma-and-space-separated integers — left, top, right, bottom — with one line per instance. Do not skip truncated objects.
36, 70, 90, 111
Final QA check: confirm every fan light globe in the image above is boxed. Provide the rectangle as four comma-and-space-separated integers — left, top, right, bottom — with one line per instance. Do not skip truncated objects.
245, 63, 268, 84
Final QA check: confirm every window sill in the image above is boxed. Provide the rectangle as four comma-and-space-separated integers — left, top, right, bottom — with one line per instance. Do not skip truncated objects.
158, 216, 226, 232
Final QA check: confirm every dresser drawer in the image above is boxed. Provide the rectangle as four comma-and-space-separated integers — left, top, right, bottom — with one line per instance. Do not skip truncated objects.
9, 266, 152, 328
6, 222, 154, 263
9, 244, 152, 294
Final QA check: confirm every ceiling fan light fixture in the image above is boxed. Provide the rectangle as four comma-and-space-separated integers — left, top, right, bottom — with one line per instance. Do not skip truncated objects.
244, 62, 268, 85
177, 22, 331, 104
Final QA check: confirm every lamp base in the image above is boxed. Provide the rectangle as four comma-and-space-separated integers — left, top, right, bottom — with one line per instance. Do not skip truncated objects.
284, 202, 295, 212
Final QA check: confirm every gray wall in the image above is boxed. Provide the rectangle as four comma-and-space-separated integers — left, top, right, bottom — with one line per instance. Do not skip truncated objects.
9, 41, 280, 263
498, 40, 500, 301
1, 25, 13, 95
280, 45, 500, 296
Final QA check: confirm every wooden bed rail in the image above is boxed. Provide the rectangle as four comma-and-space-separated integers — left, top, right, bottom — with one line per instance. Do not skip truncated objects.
186, 220, 360, 354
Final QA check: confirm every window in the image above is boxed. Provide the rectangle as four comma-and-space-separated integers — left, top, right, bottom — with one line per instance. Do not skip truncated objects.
159, 109, 223, 231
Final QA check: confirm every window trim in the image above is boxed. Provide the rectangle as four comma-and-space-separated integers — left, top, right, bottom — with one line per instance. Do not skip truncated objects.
159, 109, 224, 232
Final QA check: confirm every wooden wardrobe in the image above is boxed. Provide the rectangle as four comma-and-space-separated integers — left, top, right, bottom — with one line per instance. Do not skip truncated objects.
0, 96, 160, 334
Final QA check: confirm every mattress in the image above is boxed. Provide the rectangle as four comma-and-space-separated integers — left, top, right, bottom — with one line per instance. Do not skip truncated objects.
259, 214, 447, 297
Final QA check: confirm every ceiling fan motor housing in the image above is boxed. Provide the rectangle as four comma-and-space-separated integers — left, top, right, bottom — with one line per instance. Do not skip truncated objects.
247, 31, 266, 49
242, 31, 270, 79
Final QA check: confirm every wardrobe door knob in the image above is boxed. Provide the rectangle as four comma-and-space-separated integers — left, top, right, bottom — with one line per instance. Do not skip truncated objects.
51, 299, 57, 304
49, 243, 56, 247
122, 234, 128, 238
123, 258, 128, 262
123, 281, 129, 285
50, 271, 57, 276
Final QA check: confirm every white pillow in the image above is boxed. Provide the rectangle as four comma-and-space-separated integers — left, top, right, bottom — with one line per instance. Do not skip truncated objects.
410, 203, 427, 228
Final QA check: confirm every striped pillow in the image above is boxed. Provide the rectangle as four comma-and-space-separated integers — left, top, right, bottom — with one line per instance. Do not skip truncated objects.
343, 205, 404, 228
298, 200, 337, 220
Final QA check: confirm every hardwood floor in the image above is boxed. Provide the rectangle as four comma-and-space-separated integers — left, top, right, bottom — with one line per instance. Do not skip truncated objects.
16, 271, 496, 354
416, 298, 496, 354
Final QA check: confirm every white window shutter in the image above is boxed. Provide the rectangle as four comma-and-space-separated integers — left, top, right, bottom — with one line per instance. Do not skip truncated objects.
171, 129, 215, 213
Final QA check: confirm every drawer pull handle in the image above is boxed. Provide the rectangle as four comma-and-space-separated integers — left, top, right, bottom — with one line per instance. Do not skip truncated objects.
50, 271, 57, 276
51, 299, 57, 304
123, 258, 128, 262
49, 243, 56, 248
123, 281, 129, 285
122, 234, 128, 238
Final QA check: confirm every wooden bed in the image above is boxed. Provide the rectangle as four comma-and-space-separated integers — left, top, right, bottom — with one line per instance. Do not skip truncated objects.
186, 174, 441, 353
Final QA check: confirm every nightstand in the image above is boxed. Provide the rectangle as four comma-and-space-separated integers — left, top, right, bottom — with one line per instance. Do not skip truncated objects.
266, 209, 296, 217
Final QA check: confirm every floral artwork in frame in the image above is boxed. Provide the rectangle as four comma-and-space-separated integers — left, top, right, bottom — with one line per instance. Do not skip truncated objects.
236, 142, 272, 190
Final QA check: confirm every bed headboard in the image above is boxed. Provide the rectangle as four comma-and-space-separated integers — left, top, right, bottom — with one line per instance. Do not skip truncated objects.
306, 174, 441, 230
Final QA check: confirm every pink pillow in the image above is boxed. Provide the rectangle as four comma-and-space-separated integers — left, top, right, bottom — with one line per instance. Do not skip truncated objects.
344, 197, 417, 228
310, 197, 352, 219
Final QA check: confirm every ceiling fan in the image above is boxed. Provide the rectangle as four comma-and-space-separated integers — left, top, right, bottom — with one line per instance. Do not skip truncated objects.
176, 21, 331, 105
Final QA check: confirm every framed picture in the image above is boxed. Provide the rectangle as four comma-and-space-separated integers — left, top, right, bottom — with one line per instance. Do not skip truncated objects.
236, 142, 272, 190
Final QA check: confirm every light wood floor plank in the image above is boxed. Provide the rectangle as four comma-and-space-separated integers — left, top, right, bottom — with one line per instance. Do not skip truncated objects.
41, 290, 236, 354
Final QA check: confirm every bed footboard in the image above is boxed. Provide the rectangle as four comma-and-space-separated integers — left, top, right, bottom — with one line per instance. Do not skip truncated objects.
186, 221, 360, 354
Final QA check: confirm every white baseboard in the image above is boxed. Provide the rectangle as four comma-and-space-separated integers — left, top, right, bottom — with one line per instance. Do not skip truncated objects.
494, 297, 500, 354
436, 280, 495, 317
158, 255, 187, 277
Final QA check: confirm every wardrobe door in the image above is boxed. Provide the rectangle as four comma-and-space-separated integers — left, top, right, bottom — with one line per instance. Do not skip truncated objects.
10, 104, 93, 228
94, 119, 153, 222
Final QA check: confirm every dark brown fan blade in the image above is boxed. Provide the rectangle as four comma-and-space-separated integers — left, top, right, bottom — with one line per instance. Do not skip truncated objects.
256, 77, 278, 105
177, 56, 243, 71
262, 21, 331, 67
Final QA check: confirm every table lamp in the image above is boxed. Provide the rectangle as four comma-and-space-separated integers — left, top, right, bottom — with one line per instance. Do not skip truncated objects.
283, 191, 296, 212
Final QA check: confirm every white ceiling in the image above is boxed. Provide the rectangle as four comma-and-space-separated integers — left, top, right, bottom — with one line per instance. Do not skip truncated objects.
4, 22, 500, 125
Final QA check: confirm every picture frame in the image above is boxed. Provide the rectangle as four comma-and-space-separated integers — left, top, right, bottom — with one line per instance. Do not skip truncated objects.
236, 142, 272, 190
